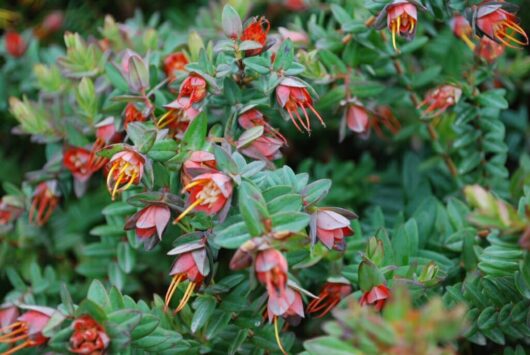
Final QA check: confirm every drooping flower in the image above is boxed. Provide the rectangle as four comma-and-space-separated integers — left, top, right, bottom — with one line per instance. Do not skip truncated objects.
468, 1, 528, 48
475, 36, 505, 63
177, 74, 207, 109
313, 209, 354, 251
95, 117, 123, 145
372, 105, 401, 139
373, 0, 425, 52
173, 173, 233, 224
241, 17, 270, 56
29, 181, 60, 226
5, 31, 26, 58
266, 286, 304, 355
239, 109, 287, 144
105, 150, 145, 200
156, 100, 201, 139
450, 14, 475, 50
124, 103, 146, 129
63, 147, 106, 183
239, 134, 284, 162
275, 78, 324, 133
163, 52, 188, 79
181, 151, 217, 187
256, 249, 289, 301
124, 204, 171, 250
359, 284, 391, 311
346, 103, 370, 134
307, 281, 352, 317
165, 249, 208, 313
69, 315, 110, 355
417, 85, 462, 117
0, 306, 54, 354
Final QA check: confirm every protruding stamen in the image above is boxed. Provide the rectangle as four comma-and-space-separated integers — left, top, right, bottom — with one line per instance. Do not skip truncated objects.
111, 163, 130, 200
164, 274, 184, 311
460, 33, 476, 50
174, 282, 196, 314
173, 198, 205, 224
286, 109, 303, 133
181, 179, 208, 193
409, 19, 415, 34
274, 316, 287, 355
1, 339, 33, 355
391, 22, 398, 51
106, 163, 119, 191
308, 105, 326, 127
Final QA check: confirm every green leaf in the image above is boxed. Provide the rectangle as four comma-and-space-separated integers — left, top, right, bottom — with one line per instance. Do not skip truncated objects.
304, 336, 360, 355
117, 242, 136, 273
182, 112, 207, 151
87, 279, 110, 309
127, 122, 156, 154
478, 89, 508, 109
191, 295, 217, 333
271, 211, 310, 233
222, 5, 242, 38
238, 181, 269, 236
213, 218, 250, 249
148, 139, 178, 161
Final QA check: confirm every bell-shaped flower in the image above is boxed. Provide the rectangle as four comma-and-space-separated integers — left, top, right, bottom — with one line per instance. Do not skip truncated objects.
124, 204, 171, 250
359, 284, 391, 311
417, 85, 462, 117
313, 208, 354, 251
105, 149, 145, 200
181, 151, 217, 187
240, 16, 270, 56
163, 52, 188, 79
0, 306, 55, 353
177, 74, 207, 109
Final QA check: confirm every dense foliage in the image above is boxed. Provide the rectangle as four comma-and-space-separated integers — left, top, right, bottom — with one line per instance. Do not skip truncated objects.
1, 0, 530, 354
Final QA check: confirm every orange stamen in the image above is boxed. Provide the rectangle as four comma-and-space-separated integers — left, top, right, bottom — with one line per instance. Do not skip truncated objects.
174, 282, 196, 314
164, 274, 184, 311
173, 198, 205, 224
1, 339, 33, 355
274, 316, 287, 355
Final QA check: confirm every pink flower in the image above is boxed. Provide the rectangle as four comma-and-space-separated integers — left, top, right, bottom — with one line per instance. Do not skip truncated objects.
315, 209, 353, 250
346, 103, 370, 133
157, 100, 201, 139
177, 74, 207, 109
124, 204, 171, 250
359, 284, 391, 311
0, 306, 55, 351
450, 15, 475, 49
165, 249, 208, 313
240, 134, 284, 161
95, 117, 123, 145
239, 109, 287, 144
267, 287, 304, 323
256, 249, 288, 299
278, 27, 309, 44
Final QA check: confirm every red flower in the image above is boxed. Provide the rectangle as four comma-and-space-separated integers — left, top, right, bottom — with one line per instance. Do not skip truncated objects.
165, 249, 208, 313
359, 284, 391, 311
315, 209, 353, 251
29, 181, 60, 226
450, 15, 475, 50
275, 78, 324, 133
307, 281, 352, 317
124, 103, 146, 129
173, 173, 233, 223
95, 117, 123, 145
181, 151, 217, 187
256, 249, 289, 300
417, 85, 462, 117
241, 17, 270, 56
124, 204, 171, 250
284, 0, 307, 11
239, 109, 287, 144
69, 315, 109, 355
34, 11, 64, 39
0, 306, 54, 353
5, 32, 26, 58
105, 150, 145, 200
177, 74, 207, 109
163, 52, 188, 79
63, 147, 106, 183
473, 1, 528, 48
0, 198, 23, 226
475, 36, 505, 63
346, 103, 370, 134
